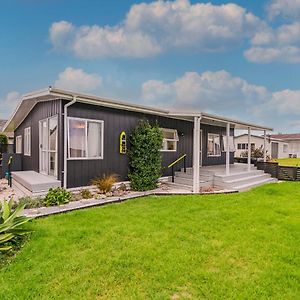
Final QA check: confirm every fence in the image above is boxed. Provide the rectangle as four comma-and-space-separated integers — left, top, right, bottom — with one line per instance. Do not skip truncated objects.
256, 161, 300, 181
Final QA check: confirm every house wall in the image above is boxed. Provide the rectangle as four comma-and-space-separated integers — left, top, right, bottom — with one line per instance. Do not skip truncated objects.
65, 102, 234, 188
234, 135, 289, 159
287, 140, 300, 157
14, 100, 63, 180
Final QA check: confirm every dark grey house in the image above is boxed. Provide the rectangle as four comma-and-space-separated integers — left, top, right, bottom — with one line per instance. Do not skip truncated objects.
3, 87, 273, 193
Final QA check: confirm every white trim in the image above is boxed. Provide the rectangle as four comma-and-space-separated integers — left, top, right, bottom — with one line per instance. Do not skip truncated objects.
193, 116, 201, 193
226, 123, 230, 176
15, 135, 22, 154
67, 116, 104, 160
24, 127, 31, 156
248, 127, 251, 172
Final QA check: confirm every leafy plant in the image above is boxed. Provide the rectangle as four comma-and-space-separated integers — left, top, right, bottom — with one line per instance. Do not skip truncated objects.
43, 188, 71, 207
128, 119, 163, 191
0, 133, 8, 146
0, 199, 32, 252
80, 189, 93, 199
91, 174, 118, 194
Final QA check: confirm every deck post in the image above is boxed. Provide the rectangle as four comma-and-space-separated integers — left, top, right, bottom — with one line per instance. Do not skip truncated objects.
263, 130, 267, 163
63, 96, 77, 189
226, 122, 230, 175
193, 116, 201, 193
248, 127, 251, 172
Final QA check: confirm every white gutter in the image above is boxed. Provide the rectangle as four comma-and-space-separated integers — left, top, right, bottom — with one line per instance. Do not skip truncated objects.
63, 96, 77, 189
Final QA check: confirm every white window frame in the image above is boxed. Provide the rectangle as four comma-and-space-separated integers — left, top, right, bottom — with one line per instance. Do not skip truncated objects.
67, 117, 104, 160
161, 128, 179, 152
16, 135, 22, 154
207, 133, 221, 157
283, 143, 288, 153
24, 127, 31, 156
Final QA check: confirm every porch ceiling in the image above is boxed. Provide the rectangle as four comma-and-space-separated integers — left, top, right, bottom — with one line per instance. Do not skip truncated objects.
168, 111, 273, 132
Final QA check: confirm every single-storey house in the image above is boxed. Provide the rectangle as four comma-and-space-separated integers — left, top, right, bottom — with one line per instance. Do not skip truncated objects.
234, 134, 290, 159
269, 134, 300, 158
3, 87, 275, 194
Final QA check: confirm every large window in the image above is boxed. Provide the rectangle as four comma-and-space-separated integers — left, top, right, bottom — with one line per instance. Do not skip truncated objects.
207, 133, 221, 156
68, 117, 104, 159
16, 135, 22, 154
24, 127, 31, 156
161, 128, 179, 152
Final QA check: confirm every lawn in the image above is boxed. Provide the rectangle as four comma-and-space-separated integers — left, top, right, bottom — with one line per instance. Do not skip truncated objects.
0, 182, 299, 299
274, 158, 300, 166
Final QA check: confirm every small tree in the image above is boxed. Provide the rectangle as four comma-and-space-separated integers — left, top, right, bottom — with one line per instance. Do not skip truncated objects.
0, 133, 8, 154
128, 119, 163, 191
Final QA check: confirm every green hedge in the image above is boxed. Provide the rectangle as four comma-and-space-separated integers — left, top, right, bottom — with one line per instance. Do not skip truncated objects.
128, 120, 163, 191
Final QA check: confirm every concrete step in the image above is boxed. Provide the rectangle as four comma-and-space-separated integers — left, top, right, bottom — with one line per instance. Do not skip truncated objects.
175, 171, 213, 181
173, 177, 212, 188
165, 182, 193, 192
233, 178, 277, 192
220, 174, 271, 188
12, 171, 61, 194
215, 170, 264, 182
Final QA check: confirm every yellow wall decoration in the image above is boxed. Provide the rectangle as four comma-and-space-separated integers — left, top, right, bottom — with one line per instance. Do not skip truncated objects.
120, 131, 127, 154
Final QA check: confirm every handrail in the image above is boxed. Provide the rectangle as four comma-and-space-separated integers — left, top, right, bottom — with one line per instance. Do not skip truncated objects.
167, 154, 187, 183
168, 154, 187, 168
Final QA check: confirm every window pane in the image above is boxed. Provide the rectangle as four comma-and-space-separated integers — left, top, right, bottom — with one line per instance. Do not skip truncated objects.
69, 119, 86, 158
166, 141, 176, 151
163, 130, 175, 139
87, 122, 102, 157
49, 118, 57, 151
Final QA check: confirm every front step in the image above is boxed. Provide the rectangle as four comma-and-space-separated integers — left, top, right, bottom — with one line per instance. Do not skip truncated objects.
233, 178, 277, 191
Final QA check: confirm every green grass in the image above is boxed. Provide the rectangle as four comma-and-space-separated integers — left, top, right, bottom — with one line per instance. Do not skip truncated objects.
274, 158, 300, 166
0, 182, 300, 299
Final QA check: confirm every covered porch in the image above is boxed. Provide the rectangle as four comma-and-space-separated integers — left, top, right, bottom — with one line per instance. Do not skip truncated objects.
168, 111, 273, 193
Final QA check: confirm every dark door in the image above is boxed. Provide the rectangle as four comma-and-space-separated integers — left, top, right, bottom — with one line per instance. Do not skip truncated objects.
271, 142, 279, 159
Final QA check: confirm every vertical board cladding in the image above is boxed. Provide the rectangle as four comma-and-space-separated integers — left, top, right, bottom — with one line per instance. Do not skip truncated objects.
14, 100, 63, 180
65, 101, 233, 188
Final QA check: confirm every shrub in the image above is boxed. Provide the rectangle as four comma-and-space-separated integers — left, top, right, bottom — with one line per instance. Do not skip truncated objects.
12, 197, 44, 209
43, 188, 71, 207
0, 199, 32, 252
128, 119, 163, 191
80, 189, 93, 199
91, 174, 118, 194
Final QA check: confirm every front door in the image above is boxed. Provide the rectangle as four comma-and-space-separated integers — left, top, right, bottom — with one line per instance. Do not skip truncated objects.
39, 116, 58, 177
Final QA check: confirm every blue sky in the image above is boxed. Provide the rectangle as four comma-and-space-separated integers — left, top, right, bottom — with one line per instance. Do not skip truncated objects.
1, 0, 300, 132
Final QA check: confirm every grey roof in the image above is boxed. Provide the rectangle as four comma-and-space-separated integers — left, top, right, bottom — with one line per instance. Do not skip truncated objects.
3, 87, 273, 132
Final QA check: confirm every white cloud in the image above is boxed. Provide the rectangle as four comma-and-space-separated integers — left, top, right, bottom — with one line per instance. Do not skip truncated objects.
141, 70, 300, 131
54, 67, 102, 92
142, 70, 269, 112
267, 0, 300, 20
244, 22, 300, 63
49, 0, 263, 58
0, 91, 21, 119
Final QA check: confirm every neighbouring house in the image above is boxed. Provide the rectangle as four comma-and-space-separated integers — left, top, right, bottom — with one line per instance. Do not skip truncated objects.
3, 87, 276, 194
0, 119, 14, 145
269, 133, 300, 158
234, 134, 290, 159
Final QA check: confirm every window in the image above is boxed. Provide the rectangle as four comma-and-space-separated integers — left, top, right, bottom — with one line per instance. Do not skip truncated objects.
207, 133, 221, 156
283, 144, 288, 153
16, 135, 22, 154
237, 143, 242, 150
222, 136, 235, 152
68, 117, 104, 159
24, 127, 31, 156
161, 128, 179, 152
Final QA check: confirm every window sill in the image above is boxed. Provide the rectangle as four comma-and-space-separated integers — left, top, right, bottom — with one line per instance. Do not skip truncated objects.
67, 157, 104, 161
207, 155, 221, 157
